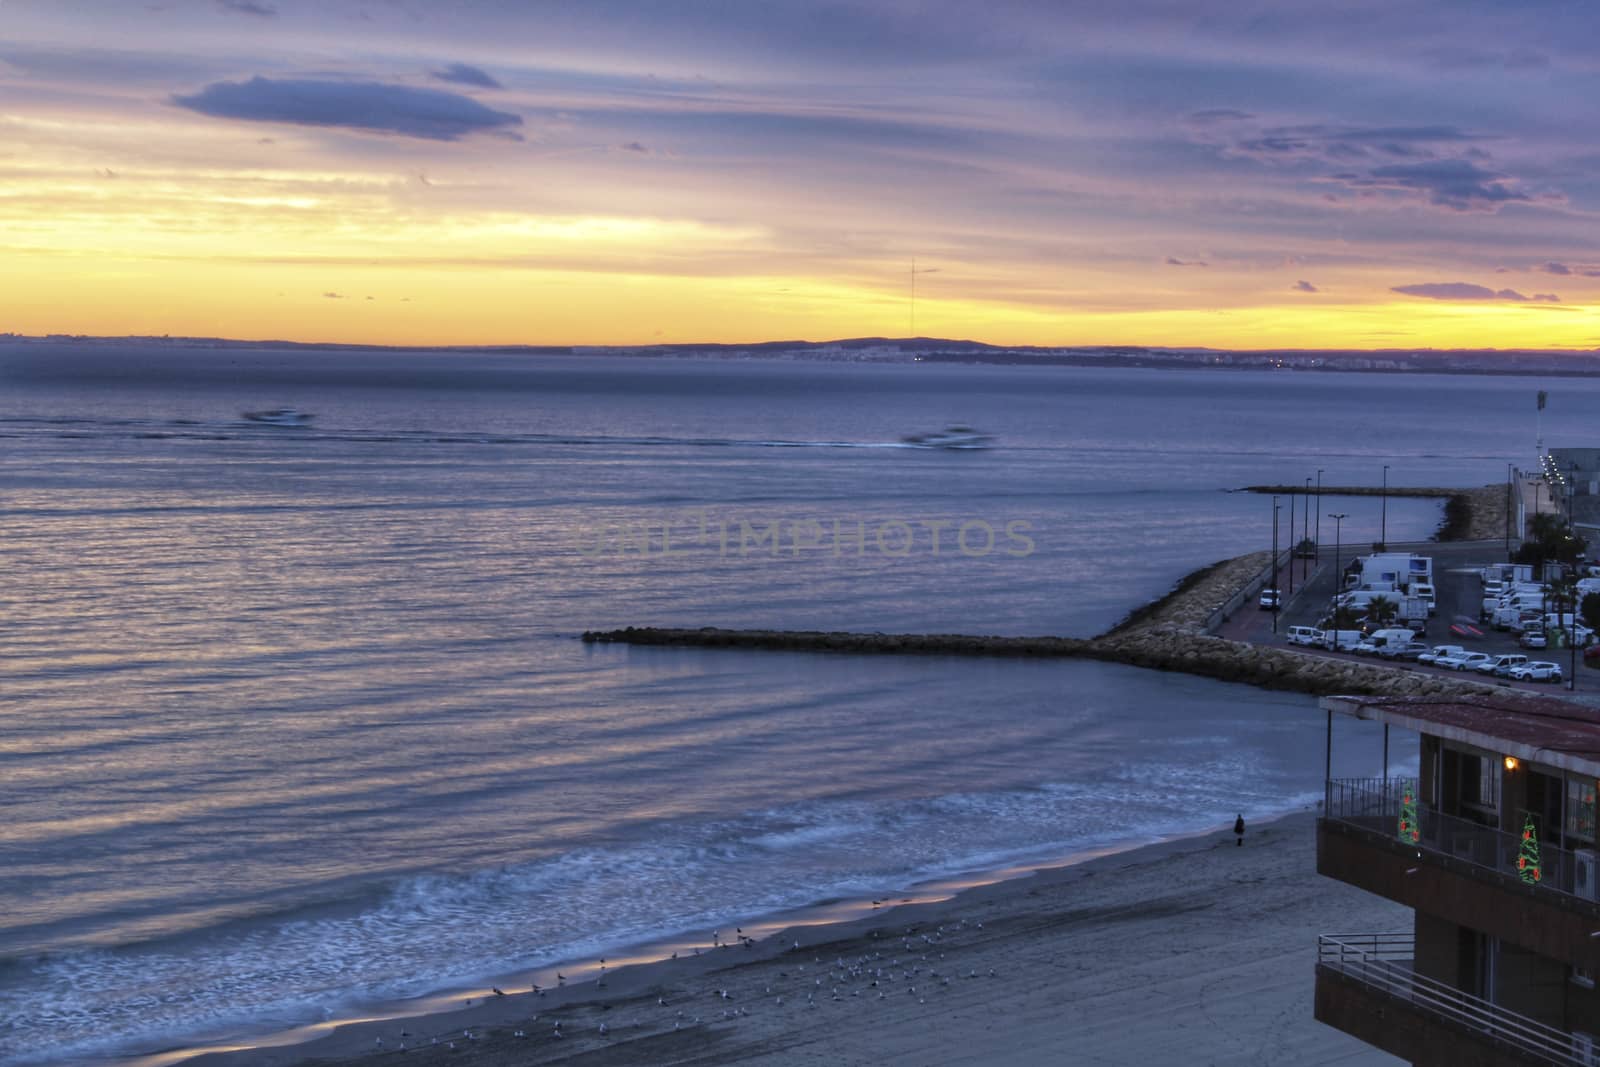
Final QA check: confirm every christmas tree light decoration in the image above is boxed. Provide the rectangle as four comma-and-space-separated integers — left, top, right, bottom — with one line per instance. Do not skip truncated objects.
1518, 813, 1542, 885
1397, 782, 1420, 844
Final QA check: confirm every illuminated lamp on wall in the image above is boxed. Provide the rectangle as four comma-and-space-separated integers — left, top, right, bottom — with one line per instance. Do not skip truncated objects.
1505, 756, 1520, 771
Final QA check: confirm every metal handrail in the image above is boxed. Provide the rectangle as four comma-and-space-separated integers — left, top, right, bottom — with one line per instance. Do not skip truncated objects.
1319, 933, 1588, 1064
1324, 777, 1598, 903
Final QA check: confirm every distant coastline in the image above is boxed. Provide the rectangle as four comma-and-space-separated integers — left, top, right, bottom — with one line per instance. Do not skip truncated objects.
5, 332, 1600, 376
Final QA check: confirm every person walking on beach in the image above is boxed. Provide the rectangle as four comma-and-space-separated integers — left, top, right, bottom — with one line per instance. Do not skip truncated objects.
1234, 814, 1245, 846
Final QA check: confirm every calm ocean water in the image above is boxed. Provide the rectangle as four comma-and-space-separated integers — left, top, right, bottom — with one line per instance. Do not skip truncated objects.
2, 344, 1592, 1063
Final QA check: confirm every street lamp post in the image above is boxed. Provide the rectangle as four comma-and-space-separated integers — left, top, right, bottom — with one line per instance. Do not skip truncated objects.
1287, 492, 1295, 597
1330, 513, 1348, 652
1506, 463, 1514, 561
1571, 583, 1579, 692
1315, 469, 1324, 561
1381, 465, 1389, 549
1272, 496, 1281, 634
1303, 476, 1313, 581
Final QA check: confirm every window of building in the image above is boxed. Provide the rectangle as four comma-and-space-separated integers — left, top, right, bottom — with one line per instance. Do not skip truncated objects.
1568, 777, 1597, 842
1457, 750, 1498, 816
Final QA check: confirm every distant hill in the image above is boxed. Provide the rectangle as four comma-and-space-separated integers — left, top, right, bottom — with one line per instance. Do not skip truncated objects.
4, 332, 1599, 376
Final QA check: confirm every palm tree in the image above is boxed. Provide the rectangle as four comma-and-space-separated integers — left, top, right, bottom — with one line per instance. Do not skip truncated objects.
1366, 595, 1399, 628
1546, 574, 1580, 629
1326, 604, 1364, 631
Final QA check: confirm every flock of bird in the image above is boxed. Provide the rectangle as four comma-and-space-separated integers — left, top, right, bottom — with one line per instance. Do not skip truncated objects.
361, 917, 1001, 1056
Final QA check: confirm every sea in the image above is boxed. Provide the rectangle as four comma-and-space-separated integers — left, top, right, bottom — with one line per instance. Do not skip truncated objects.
1, 343, 1591, 1065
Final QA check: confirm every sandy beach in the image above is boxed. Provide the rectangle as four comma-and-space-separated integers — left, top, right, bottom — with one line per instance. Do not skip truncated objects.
188, 811, 1404, 1067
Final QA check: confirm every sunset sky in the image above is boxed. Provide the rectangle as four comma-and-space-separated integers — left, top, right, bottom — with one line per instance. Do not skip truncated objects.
6, 0, 1600, 348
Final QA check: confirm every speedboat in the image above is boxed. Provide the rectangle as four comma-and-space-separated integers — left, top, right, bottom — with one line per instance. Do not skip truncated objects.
901, 425, 994, 450
242, 408, 313, 427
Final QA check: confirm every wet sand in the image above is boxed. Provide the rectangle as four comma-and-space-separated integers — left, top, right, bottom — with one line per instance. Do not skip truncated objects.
190, 811, 1403, 1066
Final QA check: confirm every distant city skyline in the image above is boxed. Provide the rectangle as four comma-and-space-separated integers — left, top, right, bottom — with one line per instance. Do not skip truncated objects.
7, 1, 1600, 349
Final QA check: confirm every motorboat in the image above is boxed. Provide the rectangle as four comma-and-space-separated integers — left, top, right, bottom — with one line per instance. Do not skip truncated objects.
242, 408, 313, 427
901, 425, 994, 450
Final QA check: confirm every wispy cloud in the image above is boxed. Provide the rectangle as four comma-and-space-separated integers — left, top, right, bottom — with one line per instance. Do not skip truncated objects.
173, 77, 524, 141
430, 63, 502, 90
1391, 282, 1558, 302
1292, 280, 1318, 292
1165, 256, 1207, 267
216, 0, 276, 16
1348, 159, 1534, 213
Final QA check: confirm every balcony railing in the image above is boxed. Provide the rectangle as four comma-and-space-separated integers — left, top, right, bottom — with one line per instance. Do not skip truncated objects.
1319, 933, 1590, 1065
1325, 777, 1598, 903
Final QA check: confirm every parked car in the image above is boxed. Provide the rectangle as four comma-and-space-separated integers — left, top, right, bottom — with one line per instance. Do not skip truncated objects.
1388, 640, 1432, 661
1508, 661, 1564, 683
1259, 588, 1282, 611
1418, 645, 1465, 665
1519, 630, 1548, 649
1477, 654, 1528, 677
1285, 626, 1324, 647
1438, 651, 1491, 671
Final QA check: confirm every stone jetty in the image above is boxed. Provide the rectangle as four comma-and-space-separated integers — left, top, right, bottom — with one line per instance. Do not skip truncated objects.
1244, 483, 1511, 542
582, 486, 1510, 700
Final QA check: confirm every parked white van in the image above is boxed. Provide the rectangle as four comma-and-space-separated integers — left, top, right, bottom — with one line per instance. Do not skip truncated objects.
1365, 628, 1420, 656
1285, 626, 1325, 647
1321, 629, 1364, 652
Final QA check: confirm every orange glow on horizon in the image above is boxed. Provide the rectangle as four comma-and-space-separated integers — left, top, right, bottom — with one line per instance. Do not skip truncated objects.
3, 114, 1596, 352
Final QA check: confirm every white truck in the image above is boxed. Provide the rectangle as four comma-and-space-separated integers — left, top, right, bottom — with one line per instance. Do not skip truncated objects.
1482, 563, 1535, 586
1358, 553, 1433, 591
1397, 596, 1430, 632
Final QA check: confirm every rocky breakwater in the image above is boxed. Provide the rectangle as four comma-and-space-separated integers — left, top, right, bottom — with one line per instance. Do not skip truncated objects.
581, 626, 1093, 658
1094, 548, 1499, 700
582, 542, 1501, 698
1091, 622, 1499, 699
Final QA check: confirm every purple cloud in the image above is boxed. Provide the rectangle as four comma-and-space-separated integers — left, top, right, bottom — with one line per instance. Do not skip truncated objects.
430, 63, 502, 90
1355, 160, 1531, 212
216, 0, 276, 15
1165, 256, 1207, 267
1292, 280, 1318, 293
1539, 261, 1571, 275
1221, 123, 1485, 167
173, 77, 523, 141
1391, 283, 1558, 302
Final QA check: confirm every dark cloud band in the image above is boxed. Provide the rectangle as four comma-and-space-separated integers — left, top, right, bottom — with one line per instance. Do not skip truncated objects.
173, 76, 522, 141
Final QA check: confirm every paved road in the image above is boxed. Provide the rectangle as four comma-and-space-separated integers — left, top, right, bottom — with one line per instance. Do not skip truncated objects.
1217, 540, 1591, 696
